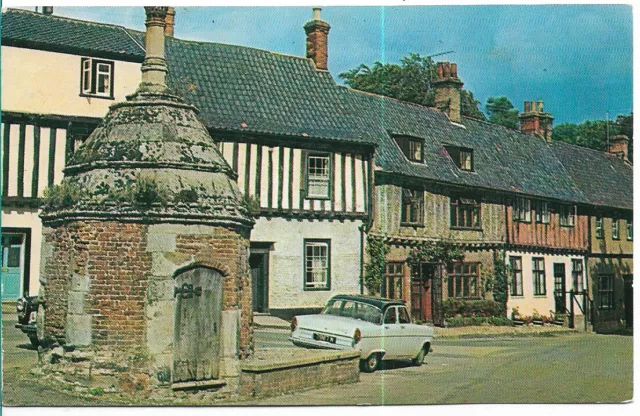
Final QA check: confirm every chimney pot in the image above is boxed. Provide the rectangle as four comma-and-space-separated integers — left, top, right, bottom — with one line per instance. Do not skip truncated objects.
165, 7, 176, 37
304, 7, 331, 70
432, 61, 464, 123
519, 100, 553, 141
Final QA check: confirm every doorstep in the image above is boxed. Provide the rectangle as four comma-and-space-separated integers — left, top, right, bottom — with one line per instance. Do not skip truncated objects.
253, 314, 290, 330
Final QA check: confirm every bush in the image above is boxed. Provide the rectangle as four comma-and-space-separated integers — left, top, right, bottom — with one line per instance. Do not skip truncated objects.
445, 316, 514, 327
443, 298, 506, 318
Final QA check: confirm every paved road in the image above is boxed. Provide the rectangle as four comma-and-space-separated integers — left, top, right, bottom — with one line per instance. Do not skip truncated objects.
2, 314, 633, 406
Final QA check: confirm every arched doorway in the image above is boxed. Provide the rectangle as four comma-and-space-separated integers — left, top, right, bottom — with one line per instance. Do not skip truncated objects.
173, 266, 224, 382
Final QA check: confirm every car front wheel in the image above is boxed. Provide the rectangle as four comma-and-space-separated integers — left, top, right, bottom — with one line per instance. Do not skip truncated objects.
360, 353, 380, 373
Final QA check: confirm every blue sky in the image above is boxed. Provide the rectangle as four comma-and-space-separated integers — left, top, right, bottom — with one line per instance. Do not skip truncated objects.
15, 5, 633, 125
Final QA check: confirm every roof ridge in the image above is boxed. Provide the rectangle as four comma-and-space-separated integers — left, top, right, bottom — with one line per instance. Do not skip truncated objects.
121, 28, 145, 54
4, 8, 138, 32
343, 87, 442, 113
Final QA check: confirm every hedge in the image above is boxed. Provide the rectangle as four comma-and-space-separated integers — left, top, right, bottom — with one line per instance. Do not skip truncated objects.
445, 316, 514, 327
443, 298, 506, 318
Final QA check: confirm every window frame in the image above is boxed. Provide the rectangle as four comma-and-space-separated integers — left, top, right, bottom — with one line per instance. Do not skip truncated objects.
513, 198, 532, 223
384, 262, 404, 300
304, 153, 332, 200
627, 218, 633, 241
595, 215, 604, 239
559, 204, 576, 228
612, 217, 620, 240
446, 262, 480, 299
450, 197, 482, 230
303, 239, 331, 291
444, 145, 474, 172
571, 259, 584, 293
79, 57, 115, 99
401, 188, 425, 226
394, 136, 423, 163
509, 256, 523, 297
597, 274, 614, 310
535, 201, 550, 224
532, 257, 546, 296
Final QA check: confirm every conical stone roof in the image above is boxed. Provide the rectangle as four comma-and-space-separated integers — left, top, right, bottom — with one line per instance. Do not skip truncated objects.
40, 87, 254, 229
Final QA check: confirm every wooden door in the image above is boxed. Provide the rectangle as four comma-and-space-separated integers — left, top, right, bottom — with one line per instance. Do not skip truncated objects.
173, 267, 223, 382
249, 253, 268, 313
553, 263, 566, 313
429, 264, 444, 327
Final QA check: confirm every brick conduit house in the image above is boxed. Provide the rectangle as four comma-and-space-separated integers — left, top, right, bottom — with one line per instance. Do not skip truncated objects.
35, 7, 255, 387
0, 2, 633, 362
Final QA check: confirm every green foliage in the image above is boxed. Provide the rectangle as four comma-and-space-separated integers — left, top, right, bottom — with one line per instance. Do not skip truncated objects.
42, 183, 86, 210
406, 239, 464, 269
485, 96, 519, 129
339, 52, 484, 119
552, 113, 633, 161
445, 316, 514, 327
491, 252, 509, 309
364, 235, 390, 296
243, 194, 261, 217
108, 175, 169, 207
88, 387, 105, 396
443, 298, 506, 318
173, 187, 199, 204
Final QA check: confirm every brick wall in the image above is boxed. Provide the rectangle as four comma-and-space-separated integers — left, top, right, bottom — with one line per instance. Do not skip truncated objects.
41, 221, 152, 346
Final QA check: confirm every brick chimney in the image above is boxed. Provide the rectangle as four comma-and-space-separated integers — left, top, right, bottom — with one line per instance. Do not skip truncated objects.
519, 100, 554, 141
432, 62, 464, 123
42, 6, 53, 15
304, 8, 331, 70
608, 134, 630, 161
165, 7, 175, 37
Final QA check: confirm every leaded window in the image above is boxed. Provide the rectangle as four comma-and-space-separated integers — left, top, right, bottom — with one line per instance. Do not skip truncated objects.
597, 275, 614, 309
446, 263, 480, 298
450, 197, 481, 229
572, 259, 584, 293
401, 189, 424, 225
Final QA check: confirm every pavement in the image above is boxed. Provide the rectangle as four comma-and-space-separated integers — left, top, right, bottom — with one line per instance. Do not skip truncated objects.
252, 313, 580, 337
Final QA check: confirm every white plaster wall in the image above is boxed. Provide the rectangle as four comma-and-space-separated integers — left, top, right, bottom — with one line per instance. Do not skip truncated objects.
1, 46, 141, 118
1, 208, 43, 296
251, 217, 363, 309
506, 251, 586, 318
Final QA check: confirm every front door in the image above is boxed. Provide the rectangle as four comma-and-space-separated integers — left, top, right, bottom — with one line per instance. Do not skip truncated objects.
1, 234, 24, 300
173, 267, 223, 382
553, 263, 567, 313
410, 263, 442, 325
249, 253, 269, 313
624, 275, 633, 329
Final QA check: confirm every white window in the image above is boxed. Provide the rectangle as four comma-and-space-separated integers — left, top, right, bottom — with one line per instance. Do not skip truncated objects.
306, 154, 331, 199
535, 201, 549, 224
595, 216, 604, 239
627, 219, 633, 241
80, 57, 114, 98
513, 198, 531, 222
612, 218, 620, 240
559, 205, 576, 227
304, 240, 330, 290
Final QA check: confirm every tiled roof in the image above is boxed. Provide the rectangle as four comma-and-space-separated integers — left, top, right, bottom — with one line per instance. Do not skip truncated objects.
346, 89, 589, 204
1, 8, 632, 209
551, 142, 632, 210
1, 8, 145, 61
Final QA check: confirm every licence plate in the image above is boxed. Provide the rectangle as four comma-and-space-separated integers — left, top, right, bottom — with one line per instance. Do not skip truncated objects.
313, 333, 336, 344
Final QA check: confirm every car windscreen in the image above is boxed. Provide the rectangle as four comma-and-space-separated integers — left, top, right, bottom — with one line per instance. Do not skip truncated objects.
323, 300, 382, 325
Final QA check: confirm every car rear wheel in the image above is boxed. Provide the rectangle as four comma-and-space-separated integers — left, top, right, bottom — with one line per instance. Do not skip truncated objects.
360, 353, 380, 373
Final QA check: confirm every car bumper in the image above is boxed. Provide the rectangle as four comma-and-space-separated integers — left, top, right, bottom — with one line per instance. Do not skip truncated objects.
15, 323, 36, 335
289, 336, 360, 354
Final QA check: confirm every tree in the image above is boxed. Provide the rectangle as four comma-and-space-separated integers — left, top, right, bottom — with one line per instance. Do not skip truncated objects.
340, 53, 486, 120
552, 114, 633, 162
485, 96, 519, 130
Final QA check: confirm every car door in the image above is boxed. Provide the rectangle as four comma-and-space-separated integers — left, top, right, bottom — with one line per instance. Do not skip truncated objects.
382, 306, 404, 358
397, 306, 422, 356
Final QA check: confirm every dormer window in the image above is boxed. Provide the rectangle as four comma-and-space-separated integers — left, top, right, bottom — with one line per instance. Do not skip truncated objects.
394, 136, 423, 162
81, 57, 114, 99
444, 145, 474, 171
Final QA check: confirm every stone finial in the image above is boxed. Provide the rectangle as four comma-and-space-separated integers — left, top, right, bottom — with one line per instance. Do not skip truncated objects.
304, 7, 331, 70
432, 61, 464, 123
141, 7, 169, 91
519, 100, 554, 141
608, 134, 630, 162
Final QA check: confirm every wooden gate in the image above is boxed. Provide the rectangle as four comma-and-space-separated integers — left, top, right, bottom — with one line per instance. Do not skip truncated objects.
173, 267, 223, 382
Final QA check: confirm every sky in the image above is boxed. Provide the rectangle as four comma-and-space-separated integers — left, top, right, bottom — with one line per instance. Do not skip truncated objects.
5, 3, 633, 125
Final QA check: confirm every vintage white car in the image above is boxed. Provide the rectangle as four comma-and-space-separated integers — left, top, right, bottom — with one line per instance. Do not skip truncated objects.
290, 294, 434, 372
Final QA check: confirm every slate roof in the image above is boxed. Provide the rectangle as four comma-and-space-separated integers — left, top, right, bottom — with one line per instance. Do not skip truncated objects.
1, 8, 145, 62
551, 141, 632, 210
347, 89, 590, 205
1, 8, 632, 210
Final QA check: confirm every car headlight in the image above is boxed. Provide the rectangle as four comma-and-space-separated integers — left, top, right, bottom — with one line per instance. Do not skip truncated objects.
353, 328, 361, 345
16, 298, 25, 312
16, 298, 27, 320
